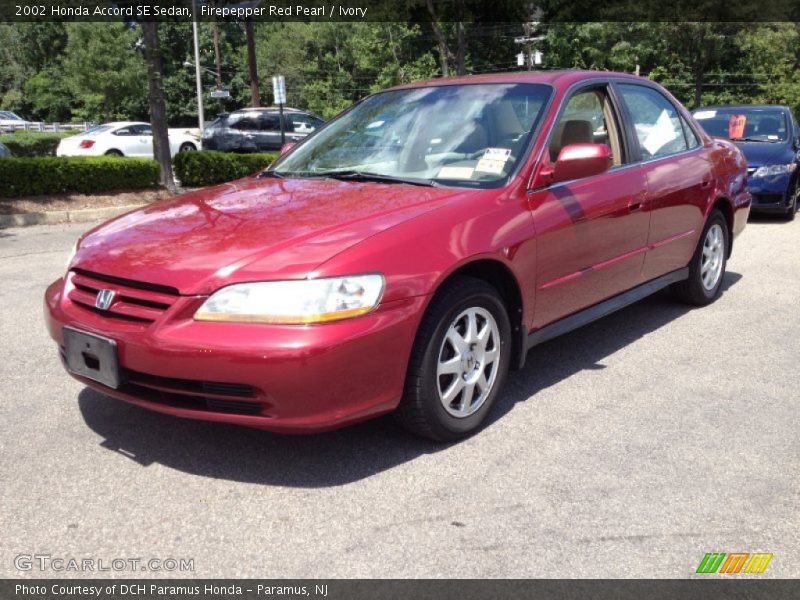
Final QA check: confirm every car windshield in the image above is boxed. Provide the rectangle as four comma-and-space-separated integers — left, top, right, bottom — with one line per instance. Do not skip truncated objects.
270, 83, 552, 188
693, 108, 788, 142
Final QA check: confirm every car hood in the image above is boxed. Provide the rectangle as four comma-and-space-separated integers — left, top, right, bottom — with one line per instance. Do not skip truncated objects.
735, 141, 794, 168
73, 176, 469, 295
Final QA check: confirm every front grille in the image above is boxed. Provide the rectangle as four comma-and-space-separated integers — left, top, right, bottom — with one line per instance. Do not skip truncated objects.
68, 269, 179, 324
121, 369, 263, 415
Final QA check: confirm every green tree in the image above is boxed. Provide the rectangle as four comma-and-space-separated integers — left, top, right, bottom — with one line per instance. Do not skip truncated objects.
62, 22, 147, 122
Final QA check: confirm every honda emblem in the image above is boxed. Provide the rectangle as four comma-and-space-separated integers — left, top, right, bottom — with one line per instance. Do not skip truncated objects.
95, 289, 116, 311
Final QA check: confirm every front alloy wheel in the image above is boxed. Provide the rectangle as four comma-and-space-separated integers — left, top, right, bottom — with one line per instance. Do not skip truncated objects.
437, 307, 501, 418
395, 276, 511, 441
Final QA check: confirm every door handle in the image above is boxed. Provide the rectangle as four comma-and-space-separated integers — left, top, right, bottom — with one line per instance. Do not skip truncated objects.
701, 177, 712, 188
627, 201, 642, 212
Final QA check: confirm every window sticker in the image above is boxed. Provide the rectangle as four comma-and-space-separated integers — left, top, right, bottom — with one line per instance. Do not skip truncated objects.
728, 115, 746, 139
475, 147, 512, 174
438, 166, 475, 179
483, 147, 512, 160
475, 158, 507, 174
642, 110, 678, 155
693, 110, 716, 120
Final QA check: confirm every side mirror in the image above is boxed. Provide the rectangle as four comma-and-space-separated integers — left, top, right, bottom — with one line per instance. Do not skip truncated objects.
280, 142, 296, 155
540, 143, 612, 185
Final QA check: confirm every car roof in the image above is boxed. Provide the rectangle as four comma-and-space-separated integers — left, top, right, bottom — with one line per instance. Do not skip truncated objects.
230, 107, 307, 114
387, 69, 646, 92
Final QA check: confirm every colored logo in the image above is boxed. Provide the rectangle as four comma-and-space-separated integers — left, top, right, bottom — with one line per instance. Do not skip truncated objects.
696, 552, 773, 574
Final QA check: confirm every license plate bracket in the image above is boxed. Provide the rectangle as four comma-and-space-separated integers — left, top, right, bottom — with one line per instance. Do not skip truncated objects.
63, 326, 121, 389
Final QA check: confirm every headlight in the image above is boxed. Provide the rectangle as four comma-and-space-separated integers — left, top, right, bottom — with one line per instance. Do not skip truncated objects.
194, 274, 385, 324
753, 163, 796, 178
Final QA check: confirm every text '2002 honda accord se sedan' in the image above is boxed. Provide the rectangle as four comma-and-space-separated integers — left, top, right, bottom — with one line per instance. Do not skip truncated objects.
45, 70, 750, 441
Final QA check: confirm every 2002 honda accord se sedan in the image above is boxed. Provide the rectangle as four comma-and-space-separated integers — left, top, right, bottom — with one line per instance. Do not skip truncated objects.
45, 70, 750, 441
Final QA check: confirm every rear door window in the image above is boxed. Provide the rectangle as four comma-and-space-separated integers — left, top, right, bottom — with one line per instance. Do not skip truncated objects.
617, 84, 691, 160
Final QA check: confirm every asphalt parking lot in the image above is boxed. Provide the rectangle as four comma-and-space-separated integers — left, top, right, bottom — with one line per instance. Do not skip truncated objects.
0, 215, 798, 579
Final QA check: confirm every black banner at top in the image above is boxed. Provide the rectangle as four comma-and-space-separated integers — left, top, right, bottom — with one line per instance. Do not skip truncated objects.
1, 0, 799, 22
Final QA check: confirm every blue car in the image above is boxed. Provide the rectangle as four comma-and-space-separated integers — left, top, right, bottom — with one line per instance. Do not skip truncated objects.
693, 105, 800, 220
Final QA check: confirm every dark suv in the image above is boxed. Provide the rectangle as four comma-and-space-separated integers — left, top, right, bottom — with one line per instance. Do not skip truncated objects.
201, 107, 325, 152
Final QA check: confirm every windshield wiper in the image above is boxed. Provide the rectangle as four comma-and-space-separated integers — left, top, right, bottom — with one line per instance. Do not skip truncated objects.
258, 170, 285, 179
731, 137, 775, 143
321, 170, 436, 187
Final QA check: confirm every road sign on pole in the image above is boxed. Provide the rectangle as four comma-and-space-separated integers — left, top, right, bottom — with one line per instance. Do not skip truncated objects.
272, 75, 286, 104
273, 75, 286, 145
210, 90, 230, 98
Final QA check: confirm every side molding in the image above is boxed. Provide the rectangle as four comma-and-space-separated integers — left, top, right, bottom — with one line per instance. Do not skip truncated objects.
517, 267, 689, 366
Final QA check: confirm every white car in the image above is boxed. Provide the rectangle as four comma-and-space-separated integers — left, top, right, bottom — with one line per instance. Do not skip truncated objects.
56, 122, 199, 158
0, 111, 33, 131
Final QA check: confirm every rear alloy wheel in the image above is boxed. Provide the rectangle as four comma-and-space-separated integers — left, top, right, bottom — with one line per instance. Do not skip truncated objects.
104, 149, 123, 157
395, 276, 511, 441
179, 142, 197, 153
671, 209, 729, 306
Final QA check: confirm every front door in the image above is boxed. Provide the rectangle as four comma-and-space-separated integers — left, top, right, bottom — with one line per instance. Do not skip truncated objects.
529, 84, 650, 329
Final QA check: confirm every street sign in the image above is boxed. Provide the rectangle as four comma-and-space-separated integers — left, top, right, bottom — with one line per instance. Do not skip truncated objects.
210, 90, 230, 98
272, 75, 286, 104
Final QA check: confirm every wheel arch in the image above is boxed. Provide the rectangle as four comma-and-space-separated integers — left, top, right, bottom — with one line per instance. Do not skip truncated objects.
429, 257, 527, 371
710, 196, 734, 258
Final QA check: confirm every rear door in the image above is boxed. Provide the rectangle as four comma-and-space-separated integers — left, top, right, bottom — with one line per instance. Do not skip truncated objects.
122, 124, 153, 158
529, 83, 650, 328
615, 83, 713, 280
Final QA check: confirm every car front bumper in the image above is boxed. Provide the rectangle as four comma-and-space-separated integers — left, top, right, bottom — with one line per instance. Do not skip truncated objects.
748, 171, 794, 213
44, 275, 426, 433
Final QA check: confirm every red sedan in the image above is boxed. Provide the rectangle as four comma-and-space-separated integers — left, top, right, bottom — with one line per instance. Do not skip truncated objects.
45, 70, 750, 440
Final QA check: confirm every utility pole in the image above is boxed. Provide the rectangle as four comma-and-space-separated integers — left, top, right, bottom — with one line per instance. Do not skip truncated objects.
191, 0, 204, 133
244, 20, 260, 107
212, 21, 224, 112
514, 7, 544, 70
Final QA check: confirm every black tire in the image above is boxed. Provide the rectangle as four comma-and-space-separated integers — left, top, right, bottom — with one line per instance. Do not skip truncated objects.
179, 142, 197, 153
104, 149, 123, 157
670, 209, 729, 306
394, 276, 512, 441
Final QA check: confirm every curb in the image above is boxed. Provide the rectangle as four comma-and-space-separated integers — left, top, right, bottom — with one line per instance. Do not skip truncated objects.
0, 204, 146, 229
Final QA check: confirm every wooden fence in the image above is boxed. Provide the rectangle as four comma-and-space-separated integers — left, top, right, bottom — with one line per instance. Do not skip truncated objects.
1, 122, 94, 134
